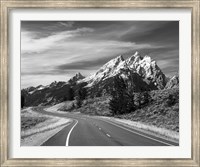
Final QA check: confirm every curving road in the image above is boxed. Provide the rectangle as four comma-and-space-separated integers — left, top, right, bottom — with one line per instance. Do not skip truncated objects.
34, 109, 178, 146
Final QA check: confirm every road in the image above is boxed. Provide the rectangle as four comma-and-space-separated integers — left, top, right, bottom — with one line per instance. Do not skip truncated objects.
34, 109, 178, 146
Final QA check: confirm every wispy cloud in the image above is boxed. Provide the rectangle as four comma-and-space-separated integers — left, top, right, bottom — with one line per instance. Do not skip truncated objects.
21, 27, 94, 54
21, 21, 179, 88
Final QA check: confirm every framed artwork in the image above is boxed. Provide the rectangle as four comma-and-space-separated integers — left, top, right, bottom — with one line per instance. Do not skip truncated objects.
0, 0, 199, 166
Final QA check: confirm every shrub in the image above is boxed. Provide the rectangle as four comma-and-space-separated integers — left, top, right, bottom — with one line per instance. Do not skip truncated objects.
166, 94, 176, 106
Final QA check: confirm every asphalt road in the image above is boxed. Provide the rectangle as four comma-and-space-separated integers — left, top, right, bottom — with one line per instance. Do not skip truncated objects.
35, 109, 178, 146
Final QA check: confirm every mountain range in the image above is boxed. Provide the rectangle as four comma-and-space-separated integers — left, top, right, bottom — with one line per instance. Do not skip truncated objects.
21, 51, 179, 106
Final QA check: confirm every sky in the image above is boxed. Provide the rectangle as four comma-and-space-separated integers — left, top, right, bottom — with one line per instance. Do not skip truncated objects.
21, 21, 179, 88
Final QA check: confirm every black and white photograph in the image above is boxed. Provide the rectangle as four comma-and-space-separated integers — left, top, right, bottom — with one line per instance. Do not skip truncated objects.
21, 21, 179, 146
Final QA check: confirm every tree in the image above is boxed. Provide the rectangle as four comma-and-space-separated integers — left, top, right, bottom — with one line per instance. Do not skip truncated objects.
109, 76, 125, 115
74, 96, 82, 108
63, 96, 67, 101
21, 95, 25, 108
125, 91, 136, 113
68, 87, 74, 101
166, 94, 176, 106
109, 97, 120, 115
76, 87, 87, 100
81, 87, 87, 100
142, 91, 152, 105
134, 92, 142, 109
109, 75, 136, 115
73, 86, 87, 108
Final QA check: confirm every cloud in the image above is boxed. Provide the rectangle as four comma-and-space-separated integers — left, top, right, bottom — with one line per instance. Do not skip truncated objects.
54, 40, 165, 70
21, 21, 179, 88
21, 75, 69, 88
21, 27, 94, 54
21, 38, 157, 76
120, 22, 179, 45
57, 58, 111, 70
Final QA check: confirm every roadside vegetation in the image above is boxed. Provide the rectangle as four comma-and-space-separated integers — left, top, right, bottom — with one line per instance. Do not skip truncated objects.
21, 107, 71, 146
108, 75, 179, 132
48, 85, 179, 142
21, 117, 47, 131
115, 88, 179, 132
21, 107, 50, 132
39, 75, 179, 141
59, 86, 179, 133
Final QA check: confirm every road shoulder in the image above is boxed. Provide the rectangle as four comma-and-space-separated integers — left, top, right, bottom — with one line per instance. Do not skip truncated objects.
91, 115, 179, 145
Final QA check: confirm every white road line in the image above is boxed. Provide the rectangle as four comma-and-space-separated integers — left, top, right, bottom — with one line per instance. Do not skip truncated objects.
106, 134, 111, 137
65, 119, 78, 146
39, 122, 72, 146
94, 118, 174, 146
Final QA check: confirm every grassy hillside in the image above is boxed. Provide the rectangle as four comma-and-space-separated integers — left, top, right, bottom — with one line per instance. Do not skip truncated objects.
116, 88, 179, 132
21, 107, 72, 146
66, 88, 179, 132
76, 96, 111, 116
21, 107, 49, 131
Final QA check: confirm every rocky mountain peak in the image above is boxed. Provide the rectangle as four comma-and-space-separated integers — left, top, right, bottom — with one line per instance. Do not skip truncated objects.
49, 81, 57, 87
126, 51, 141, 64
35, 85, 44, 90
165, 74, 179, 89
82, 51, 166, 90
133, 51, 139, 56
68, 72, 85, 85
102, 55, 124, 69
24, 86, 35, 92
143, 55, 152, 63
75, 72, 85, 80
118, 55, 124, 61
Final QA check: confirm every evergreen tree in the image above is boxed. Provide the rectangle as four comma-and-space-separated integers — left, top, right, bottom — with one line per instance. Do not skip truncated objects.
74, 96, 82, 108
63, 96, 67, 101
109, 97, 120, 115
109, 75, 135, 115
142, 91, 151, 105
21, 95, 25, 108
166, 94, 176, 106
81, 87, 87, 100
74, 86, 87, 108
123, 91, 136, 113
134, 92, 142, 109
68, 87, 74, 101
109, 76, 124, 115
76, 87, 87, 100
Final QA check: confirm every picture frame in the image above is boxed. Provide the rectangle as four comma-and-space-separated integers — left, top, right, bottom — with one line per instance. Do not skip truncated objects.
0, 0, 199, 166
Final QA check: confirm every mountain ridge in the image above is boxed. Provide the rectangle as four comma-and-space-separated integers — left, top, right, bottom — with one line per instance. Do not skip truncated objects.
81, 51, 166, 90
21, 51, 179, 106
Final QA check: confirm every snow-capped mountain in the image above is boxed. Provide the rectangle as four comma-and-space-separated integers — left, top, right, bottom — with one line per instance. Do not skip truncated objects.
24, 85, 45, 94
82, 55, 127, 86
21, 73, 86, 106
21, 51, 174, 107
165, 74, 179, 89
82, 51, 166, 90
24, 86, 35, 93
68, 72, 85, 85
24, 81, 67, 95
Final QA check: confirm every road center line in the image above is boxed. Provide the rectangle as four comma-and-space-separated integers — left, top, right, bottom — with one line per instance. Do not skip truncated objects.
94, 118, 174, 146
106, 134, 111, 137
65, 119, 78, 146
